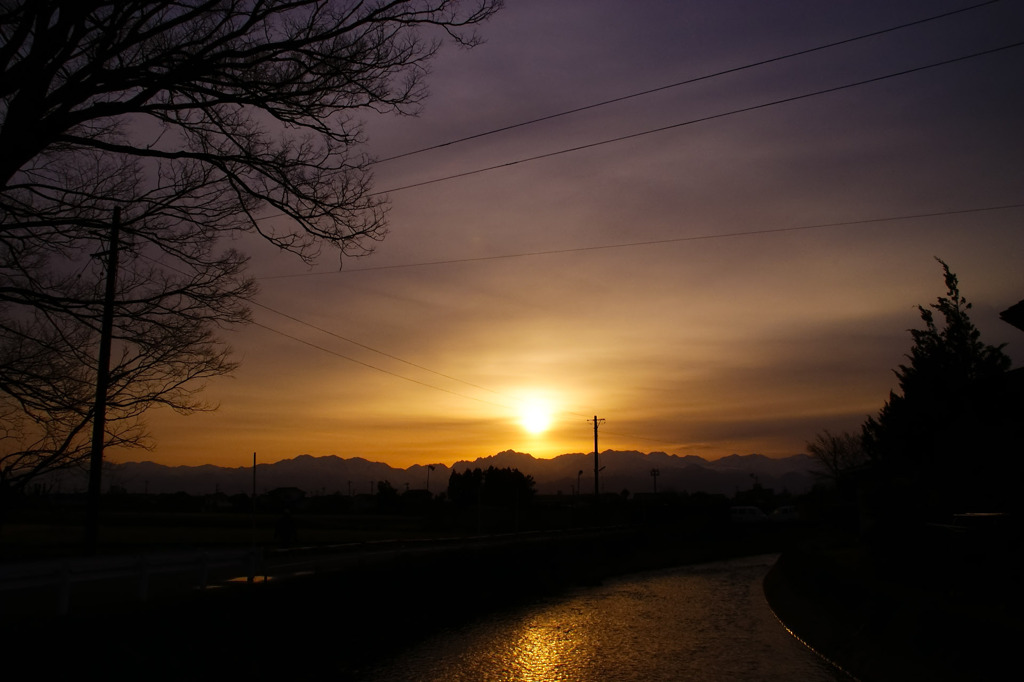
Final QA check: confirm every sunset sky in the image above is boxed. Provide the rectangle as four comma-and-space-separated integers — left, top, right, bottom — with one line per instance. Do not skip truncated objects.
111, 0, 1024, 470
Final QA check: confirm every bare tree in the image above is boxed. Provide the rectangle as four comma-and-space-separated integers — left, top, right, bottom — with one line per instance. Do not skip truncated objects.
0, 1, 502, 502
1, 1, 500, 256
806, 429, 868, 487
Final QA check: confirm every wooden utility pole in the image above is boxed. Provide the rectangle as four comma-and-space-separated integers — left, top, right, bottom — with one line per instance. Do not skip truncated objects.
85, 208, 121, 555
589, 415, 604, 497
251, 452, 257, 544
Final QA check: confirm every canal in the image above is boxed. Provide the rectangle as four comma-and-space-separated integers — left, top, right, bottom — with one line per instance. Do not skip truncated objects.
347, 553, 850, 681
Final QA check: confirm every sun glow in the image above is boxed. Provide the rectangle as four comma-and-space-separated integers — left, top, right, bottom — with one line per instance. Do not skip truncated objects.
519, 398, 553, 435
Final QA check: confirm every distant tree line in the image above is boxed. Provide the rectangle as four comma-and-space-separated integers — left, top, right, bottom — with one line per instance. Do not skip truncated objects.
447, 466, 536, 508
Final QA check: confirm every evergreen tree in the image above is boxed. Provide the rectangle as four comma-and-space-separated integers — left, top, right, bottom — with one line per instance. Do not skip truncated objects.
447, 468, 483, 507
447, 466, 535, 507
863, 259, 1018, 515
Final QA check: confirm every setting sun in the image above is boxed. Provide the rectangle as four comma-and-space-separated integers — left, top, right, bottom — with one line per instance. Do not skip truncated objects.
519, 399, 553, 435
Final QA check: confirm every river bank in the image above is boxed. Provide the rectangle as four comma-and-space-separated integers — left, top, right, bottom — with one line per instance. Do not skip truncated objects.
763, 537, 1021, 682
22, 516, 999, 681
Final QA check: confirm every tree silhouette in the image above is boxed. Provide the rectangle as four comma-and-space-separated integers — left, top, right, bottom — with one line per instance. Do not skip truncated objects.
0, 1, 501, 501
863, 258, 1018, 515
376, 479, 399, 511
447, 467, 484, 507
447, 466, 534, 508
481, 465, 536, 507
806, 429, 868, 488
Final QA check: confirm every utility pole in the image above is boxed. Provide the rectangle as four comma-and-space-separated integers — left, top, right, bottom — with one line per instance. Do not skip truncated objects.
588, 415, 605, 497
251, 452, 257, 546
85, 207, 121, 555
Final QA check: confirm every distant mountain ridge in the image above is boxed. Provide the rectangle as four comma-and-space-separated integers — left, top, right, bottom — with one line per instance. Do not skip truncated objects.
82, 451, 823, 497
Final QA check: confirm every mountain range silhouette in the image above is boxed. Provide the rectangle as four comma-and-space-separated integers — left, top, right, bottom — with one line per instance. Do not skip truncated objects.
71, 451, 823, 497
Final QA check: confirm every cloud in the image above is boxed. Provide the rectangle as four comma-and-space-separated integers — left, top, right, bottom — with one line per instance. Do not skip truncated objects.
113, 0, 1024, 470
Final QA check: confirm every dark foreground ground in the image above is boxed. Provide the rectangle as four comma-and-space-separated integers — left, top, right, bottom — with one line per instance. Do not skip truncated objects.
1, 518, 795, 681
3, 507, 1019, 681
763, 521, 1023, 682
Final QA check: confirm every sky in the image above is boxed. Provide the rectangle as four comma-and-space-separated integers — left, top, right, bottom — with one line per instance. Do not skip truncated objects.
111, 0, 1024, 469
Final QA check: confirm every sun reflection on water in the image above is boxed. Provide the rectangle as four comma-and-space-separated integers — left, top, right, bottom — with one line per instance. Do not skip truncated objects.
355, 556, 844, 682
505, 621, 586, 681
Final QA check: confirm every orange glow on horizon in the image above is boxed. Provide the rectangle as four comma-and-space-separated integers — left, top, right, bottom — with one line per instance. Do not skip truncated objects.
99, 0, 1023, 472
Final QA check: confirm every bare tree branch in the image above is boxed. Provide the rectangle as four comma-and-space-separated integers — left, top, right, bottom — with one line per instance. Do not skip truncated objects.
0, 0, 501, 499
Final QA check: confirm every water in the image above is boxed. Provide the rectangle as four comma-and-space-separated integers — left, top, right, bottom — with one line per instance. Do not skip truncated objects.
351, 554, 847, 681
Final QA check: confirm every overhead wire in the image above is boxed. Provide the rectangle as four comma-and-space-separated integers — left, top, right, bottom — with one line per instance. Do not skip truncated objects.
128, 250, 530, 413
372, 0, 1003, 165
249, 1, 1011, 222
134, 2, 1020, 451
254, 307, 681, 444
130, 239, 605, 425
242, 10, 1024, 436
374, 41, 1024, 195
138, 197, 1022, 449
253, 310, 672, 444
250, 299, 505, 397
237, 35, 1024, 441
249, 320, 519, 413
248, 200, 1024, 449
260, 203, 1024, 279
250, 299, 596, 417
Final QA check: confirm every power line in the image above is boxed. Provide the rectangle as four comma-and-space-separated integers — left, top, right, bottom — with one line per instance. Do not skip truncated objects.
251, 299, 505, 397
135, 250, 579, 423
135, 249, 588, 421
134, 235, 674, 450
136, 198, 1022, 451
259, 203, 1024, 279
251, 300, 602, 420
249, 201, 1024, 449
250, 319, 518, 412
254, 317, 657, 442
374, 41, 1024, 195
131, 249, 521, 412
249, 3, 1011, 224
101, 3, 1015, 454
373, 0, 1002, 165
255, 310, 725, 449
254, 296, 703, 447
247, 200, 1024, 444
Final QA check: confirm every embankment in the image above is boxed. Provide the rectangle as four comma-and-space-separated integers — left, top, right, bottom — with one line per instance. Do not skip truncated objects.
763, 545, 1020, 682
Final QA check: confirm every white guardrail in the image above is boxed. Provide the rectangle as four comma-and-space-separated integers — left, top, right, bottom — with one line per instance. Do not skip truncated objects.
0, 548, 263, 616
